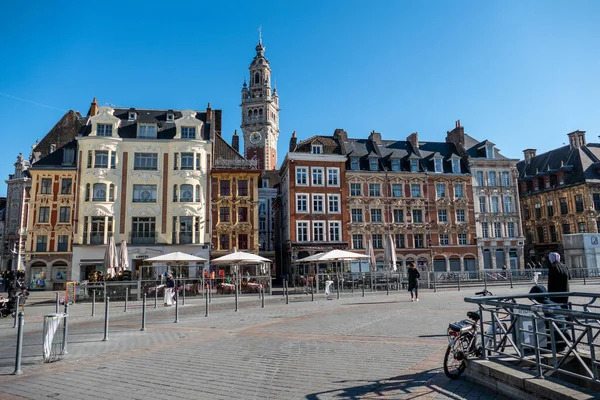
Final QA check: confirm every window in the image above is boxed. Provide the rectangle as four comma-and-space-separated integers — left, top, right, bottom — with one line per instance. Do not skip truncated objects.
559, 173, 565, 185
97, 123, 112, 137
502, 171, 510, 187
369, 183, 381, 197
351, 209, 363, 223
452, 159, 460, 174
313, 222, 325, 241
195, 185, 201, 202
59, 206, 70, 223
494, 222, 502, 238
94, 151, 109, 168
327, 168, 339, 186
537, 227, 545, 243
575, 194, 584, 212
560, 198, 568, 215
61, 178, 72, 194
395, 234, 405, 248
129, 111, 137, 121
180, 153, 194, 170
220, 234, 230, 250
563, 224, 571, 234
454, 184, 464, 198
371, 209, 382, 223
41, 178, 52, 194
412, 209, 423, 223
486, 145, 495, 159
296, 167, 308, 185
180, 184, 193, 202
328, 195, 340, 213
501, 196, 512, 213
393, 209, 404, 223
372, 234, 383, 249
491, 196, 499, 213
489, 172, 497, 187
133, 185, 157, 203
312, 195, 324, 213
131, 217, 156, 244
434, 158, 443, 173
479, 196, 487, 213
410, 159, 419, 172
546, 200, 553, 217
456, 209, 465, 222
410, 184, 421, 197
369, 158, 378, 171
134, 153, 158, 170
524, 205, 530, 220
329, 221, 341, 241
533, 180, 539, 191
350, 157, 360, 170
476, 171, 484, 186
344, 233, 362, 251
296, 194, 309, 213
62, 148, 75, 165
544, 176, 550, 189
440, 234, 449, 245
219, 207, 230, 222
238, 180, 248, 196
414, 234, 424, 248
238, 234, 248, 250
458, 234, 467, 245
535, 203, 542, 219
93, 183, 107, 201
312, 168, 324, 186
550, 225, 557, 242
110, 152, 116, 169
507, 222, 515, 238
57, 235, 69, 252
350, 183, 361, 196
311, 144, 322, 154
220, 180, 230, 196
578, 222, 587, 233
482, 222, 489, 238
436, 183, 446, 198
594, 194, 600, 211
38, 206, 50, 223
36, 235, 48, 252
297, 222, 309, 242
139, 124, 157, 139
391, 159, 400, 171
181, 127, 196, 139
238, 207, 248, 222
391, 184, 402, 197
438, 210, 448, 223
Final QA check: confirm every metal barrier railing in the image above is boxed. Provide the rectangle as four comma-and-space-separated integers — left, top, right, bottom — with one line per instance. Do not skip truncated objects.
464, 292, 600, 386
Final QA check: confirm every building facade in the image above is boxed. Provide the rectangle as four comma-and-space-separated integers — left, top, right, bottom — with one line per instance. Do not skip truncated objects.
25, 141, 77, 290
258, 170, 279, 263
517, 130, 600, 264
446, 122, 525, 270
72, 105, 215, 281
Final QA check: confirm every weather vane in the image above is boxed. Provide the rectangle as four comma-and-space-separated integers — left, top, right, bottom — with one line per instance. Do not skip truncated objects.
258, 25, 262, 44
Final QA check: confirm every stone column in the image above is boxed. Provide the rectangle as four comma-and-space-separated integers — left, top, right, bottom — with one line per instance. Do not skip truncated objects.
460, 256, 465, 271
504, 247, 511, 269
491, 247, 497, 269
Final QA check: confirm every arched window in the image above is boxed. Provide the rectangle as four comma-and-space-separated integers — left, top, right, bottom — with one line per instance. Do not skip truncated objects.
92, 183, 107, 201
173, 185, 178, 202
259, 108, 263, 115
180, 184, 193, 202
85, 183, 90, 201
253, 109, 258, 115
254, 72, 260, 84
109, 184, 115, 202
247, 110, 251, 117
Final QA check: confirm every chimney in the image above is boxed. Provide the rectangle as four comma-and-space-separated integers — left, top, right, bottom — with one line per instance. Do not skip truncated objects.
206, 102, 212, 121
446, 120, 465, 148
368, 130, 382, 144
232, 130, 239, 153
567, 130, 586, 149
289, 131, 297, 152
87, 97, 98, 117
523, 149, 537, 164
407, 132, 419, 149
333, 128, 347, 142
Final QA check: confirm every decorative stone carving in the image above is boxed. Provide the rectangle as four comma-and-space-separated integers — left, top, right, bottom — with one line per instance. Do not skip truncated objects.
130, 170, 162, 182
174, 205, 202, 217
132, 145, 160, 153
173, 170, 203, 180
83, 204, 114, 217
175, 145, 204, 153
85, 168, 119, 179
128, 205, 161, 217
89, 143, 118, 151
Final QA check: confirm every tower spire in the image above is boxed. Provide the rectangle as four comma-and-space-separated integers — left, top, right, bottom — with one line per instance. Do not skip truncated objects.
258, 25, 262, 45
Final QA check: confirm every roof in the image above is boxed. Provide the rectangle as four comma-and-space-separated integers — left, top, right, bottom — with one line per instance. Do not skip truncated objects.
294, 136, 343, 155
32, 110, 83, 161
29, 139, 78, 170
464, 134, 507, 159
212, 134, 258, 170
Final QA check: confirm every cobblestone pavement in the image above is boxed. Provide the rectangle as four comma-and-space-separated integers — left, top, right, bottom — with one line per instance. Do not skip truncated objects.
0, 284, 598, 399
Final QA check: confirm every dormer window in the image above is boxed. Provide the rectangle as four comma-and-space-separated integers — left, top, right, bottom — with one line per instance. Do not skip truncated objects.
166, 113, 174, 122
369, 158, 378, 171
128, 112, 136, 121
452, 159, 460, 174
62, 148, 75, 166
311, 144, 322, 154
97, 124, 112, 137
181, 127, 196, 139
391, 159, 400, 171
559, 173, 564, 185
410, 159, 419, 172
434, 158, 443, 173
350, 157, 360, 170
486, 145, 495, 159
139, 124, 157, 139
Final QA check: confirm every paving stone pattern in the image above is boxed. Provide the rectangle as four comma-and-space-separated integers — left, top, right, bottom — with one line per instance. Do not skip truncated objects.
1, 284, 598, 399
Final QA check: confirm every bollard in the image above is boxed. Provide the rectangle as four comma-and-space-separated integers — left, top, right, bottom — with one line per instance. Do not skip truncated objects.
13, 296, 20, 328
362, 275, 365, 297
102, 297, 110, 341
484, 271, 488, 290
285, 280, 289, 304
457, 273, 461, 292
61, 303, 69, 355
13, 311, 24, 375
182, 284, 186, 306
509, 271, 513, 289
311, 279, 314, 302
351, 276, 354, 294
124, 287, 128, 312
174, 290, 179, 323
205, 284, 210, 317
209, 280, 212, 304
386, 274, 390, 295
141, 294, 147, 331
261, 286, 265, 308
583, 271, 587, 285
55, 292, 59, 313
234, 278, 239, 312
433, 272, 437, 293
336, 276, 340, 300
92, 290, 96, 316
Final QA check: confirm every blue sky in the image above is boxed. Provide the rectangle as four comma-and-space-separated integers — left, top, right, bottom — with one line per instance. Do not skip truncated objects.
1, 1, 599, 196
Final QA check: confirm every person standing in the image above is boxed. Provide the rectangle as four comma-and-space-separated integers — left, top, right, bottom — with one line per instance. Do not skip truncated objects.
164, 273, 175, 307
407, 262, 421, 302
547, 252, 570, 305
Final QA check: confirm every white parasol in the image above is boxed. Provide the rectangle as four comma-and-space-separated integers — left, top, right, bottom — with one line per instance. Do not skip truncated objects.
384, 235, 397, 272
119, 240, 129, 272
366, 239, 376, 272
103, 236, 118, 279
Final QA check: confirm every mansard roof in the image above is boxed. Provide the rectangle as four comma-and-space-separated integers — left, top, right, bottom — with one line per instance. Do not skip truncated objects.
32, 110, 83, 161
29, 139, 78, 169
293, 136, 343, 155
464, 134, 507, 159
212, 134, 258, 170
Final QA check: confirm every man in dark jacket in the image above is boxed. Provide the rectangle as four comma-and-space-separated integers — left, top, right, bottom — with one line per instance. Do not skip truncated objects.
547, 252, 570, 305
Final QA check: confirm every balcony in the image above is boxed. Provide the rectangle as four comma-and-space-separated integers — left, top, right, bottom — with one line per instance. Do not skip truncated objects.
172, 232, 200, 245
130, 231, 156, 245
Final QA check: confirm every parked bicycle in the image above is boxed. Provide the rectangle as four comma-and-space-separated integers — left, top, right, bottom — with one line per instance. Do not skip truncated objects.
443, 289, 510, 379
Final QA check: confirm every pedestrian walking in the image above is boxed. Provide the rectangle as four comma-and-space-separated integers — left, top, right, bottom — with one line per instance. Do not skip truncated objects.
164, 273, 175, 307
547, 252, 570, 305
324, 276, 334, 300
407, 262, 420, 302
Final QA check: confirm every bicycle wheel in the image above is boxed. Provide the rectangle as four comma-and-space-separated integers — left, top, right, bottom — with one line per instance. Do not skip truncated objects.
443, 333, 472, 379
